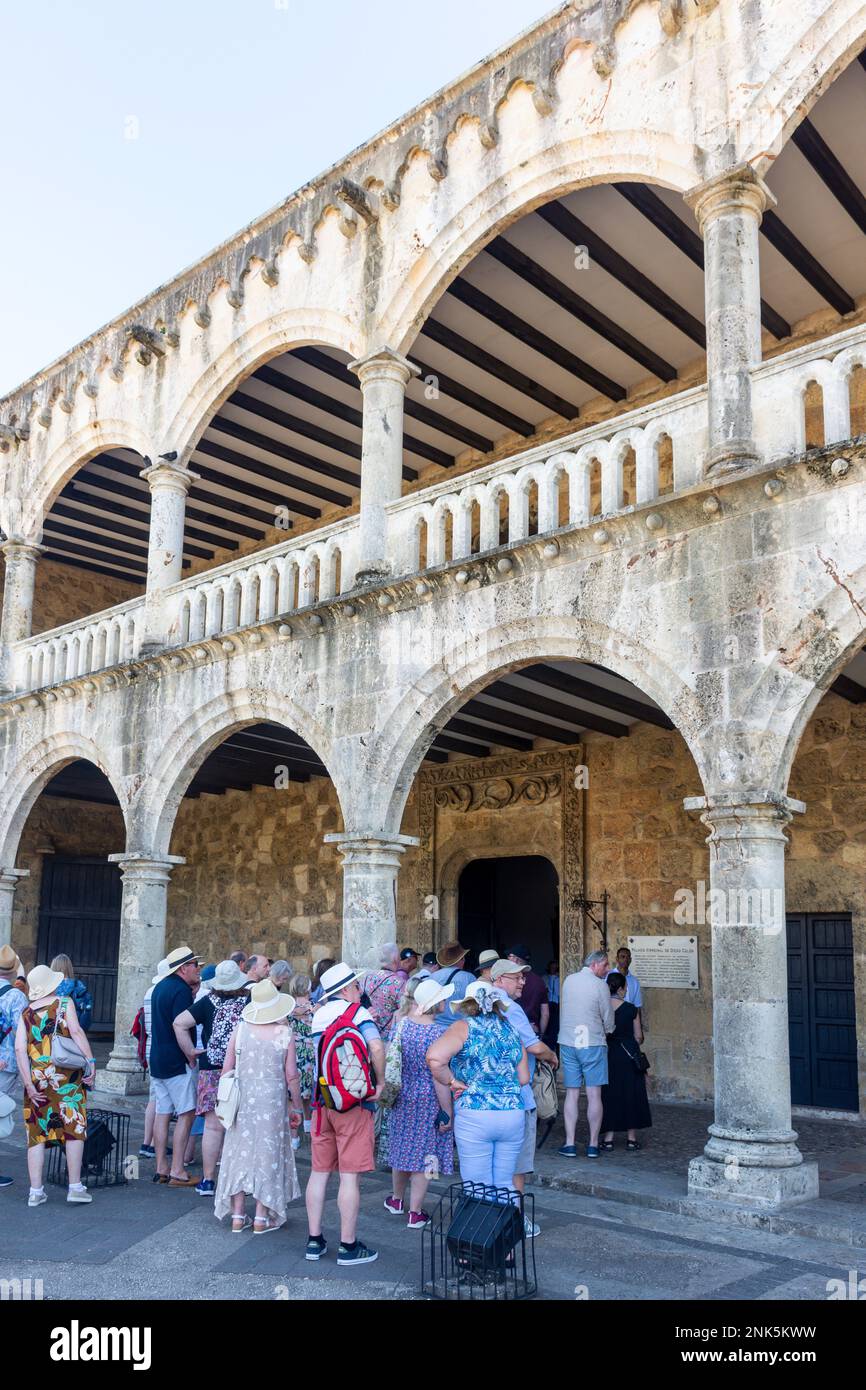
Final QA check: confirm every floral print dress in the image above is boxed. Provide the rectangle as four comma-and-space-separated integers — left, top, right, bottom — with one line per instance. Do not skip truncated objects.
290, 997, 316, 1101
214, 1021, 300, 1226
22, 998, 87, 1148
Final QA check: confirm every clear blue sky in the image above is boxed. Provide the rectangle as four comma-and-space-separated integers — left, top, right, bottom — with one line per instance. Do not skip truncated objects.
0, 0, 549, 397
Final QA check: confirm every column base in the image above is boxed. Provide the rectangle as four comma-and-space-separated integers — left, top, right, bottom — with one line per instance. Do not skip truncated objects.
704, 441, 761, 475
688, 1155, 820, 1209
95, 1064, 149, 1096
354, 564, 392, 587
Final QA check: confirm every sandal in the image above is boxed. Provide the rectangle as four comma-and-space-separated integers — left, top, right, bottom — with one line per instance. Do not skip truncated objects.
152, 1173, 169, 1184
626, 1140, 642, 1151
253, 1216, 280, 1235
168, 1173, 196, 1185
231, 1215, 252, 1234
601, 1141, 615, 1151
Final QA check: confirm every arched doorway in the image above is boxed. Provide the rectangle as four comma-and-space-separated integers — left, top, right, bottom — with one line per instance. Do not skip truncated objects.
458, 854, 558, 970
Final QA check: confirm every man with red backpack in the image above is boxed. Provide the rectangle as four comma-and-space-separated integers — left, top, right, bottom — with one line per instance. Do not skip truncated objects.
305, 961, 385, 1266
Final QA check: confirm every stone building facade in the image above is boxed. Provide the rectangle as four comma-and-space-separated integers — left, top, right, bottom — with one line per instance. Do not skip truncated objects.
2, 0, 866, 1211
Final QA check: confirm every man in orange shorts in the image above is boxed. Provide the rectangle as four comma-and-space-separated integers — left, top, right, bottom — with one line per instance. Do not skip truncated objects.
305, 962, 385, 1266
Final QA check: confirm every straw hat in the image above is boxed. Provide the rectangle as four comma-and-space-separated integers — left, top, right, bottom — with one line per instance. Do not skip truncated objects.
241, 979, 296, 1025
319, 961, 365, 1000
204, 959, 251, 993
0, 945, 24, 977
164, 946, 201, 976
436, 941, 469, 969
412, 978, 455, 1015
475, 949, 500, 973
27, 964, 64, 1001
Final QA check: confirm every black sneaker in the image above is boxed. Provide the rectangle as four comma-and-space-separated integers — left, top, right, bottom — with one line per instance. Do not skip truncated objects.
337, 1241, 378, 1266
0, 1176, 12, 1188
305, 1235, 328, 1261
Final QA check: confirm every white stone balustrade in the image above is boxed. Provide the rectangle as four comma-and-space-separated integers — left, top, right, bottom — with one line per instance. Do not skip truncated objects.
14, 597, 145, 694
752, 321, 866, 461
7, 322, 866, 698
171, 518, 357, 647
387, 384, 710, 574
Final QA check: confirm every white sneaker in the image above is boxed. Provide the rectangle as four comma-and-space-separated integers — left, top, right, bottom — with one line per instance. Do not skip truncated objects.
67, 1187, 92, 1204
524, 1217, 540, 1239
28, 1190, 47, 1207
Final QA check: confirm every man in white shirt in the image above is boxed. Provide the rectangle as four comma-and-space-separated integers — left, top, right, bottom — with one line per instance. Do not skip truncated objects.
608, 947, 644, 1038
557, 950, 615, 1159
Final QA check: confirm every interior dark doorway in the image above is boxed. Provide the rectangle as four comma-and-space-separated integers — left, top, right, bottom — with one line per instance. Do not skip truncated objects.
787, 913, 858, 1112
457, 855, 559, 972
36, 856, 122, 1035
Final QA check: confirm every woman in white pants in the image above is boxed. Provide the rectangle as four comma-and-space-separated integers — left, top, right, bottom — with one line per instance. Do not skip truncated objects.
427, 981, 529, 1195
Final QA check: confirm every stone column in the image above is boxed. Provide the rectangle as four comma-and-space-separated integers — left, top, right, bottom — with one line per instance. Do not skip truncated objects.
97, 852, 185, 1095
348, 348, 419, 583
684, 795, 819, 1208
0, 540, 43, 692
325, 833, 419, 965
138, 460, 199, 655
686, 165, 774, 475
0, 868, 30, 948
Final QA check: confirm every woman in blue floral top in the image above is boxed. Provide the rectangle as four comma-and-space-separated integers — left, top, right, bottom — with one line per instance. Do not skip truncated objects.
427, 980, 529, 1196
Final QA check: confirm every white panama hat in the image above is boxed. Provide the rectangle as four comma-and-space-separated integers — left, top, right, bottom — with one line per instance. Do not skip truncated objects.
319, 961, 365, 1000
241, 979, 296, 1025
412, 977, 455, 1014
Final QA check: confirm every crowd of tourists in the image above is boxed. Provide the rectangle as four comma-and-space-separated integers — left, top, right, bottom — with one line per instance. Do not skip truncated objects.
0, 935, 651, 1264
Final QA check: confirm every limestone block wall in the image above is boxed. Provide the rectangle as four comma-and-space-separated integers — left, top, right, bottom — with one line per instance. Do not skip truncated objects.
583, 722, 712, 1101
165, 779, 343, 968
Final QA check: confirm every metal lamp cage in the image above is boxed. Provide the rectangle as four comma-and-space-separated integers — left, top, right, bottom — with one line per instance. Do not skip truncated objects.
421, 1181, 538, 1300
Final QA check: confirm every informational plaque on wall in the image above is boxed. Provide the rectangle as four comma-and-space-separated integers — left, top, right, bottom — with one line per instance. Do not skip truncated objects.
626, 935, 699, 989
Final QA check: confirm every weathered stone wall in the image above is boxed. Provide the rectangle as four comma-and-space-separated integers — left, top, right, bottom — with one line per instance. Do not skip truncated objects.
583, 722, 711, 1100
165, 780, 343, 968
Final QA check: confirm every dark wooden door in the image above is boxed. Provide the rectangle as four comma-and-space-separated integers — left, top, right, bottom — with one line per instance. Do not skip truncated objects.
37, 857, 122, 1034
786, 913, 858, 1111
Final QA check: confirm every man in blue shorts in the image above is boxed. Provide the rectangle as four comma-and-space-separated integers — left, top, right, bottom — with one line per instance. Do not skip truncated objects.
557, 950, 614, 1159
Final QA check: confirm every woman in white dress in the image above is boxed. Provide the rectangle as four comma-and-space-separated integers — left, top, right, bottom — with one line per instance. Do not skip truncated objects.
215, 980, 303, 1234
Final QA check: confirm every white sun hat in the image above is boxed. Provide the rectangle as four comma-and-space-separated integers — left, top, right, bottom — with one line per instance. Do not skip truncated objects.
412, 978, 456, 1014
241, 980, 296, 1024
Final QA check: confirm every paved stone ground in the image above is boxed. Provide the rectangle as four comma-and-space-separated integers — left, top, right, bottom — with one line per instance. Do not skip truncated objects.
1, 1097, 863, 1302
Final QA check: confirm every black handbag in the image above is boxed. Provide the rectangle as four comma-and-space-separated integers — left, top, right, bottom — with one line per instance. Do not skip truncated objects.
621, 1042, 650, 1073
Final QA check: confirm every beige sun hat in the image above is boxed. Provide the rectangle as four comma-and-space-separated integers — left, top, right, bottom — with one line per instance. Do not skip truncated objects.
413, 977, 456, 1014
164, 946, 201, 976
27, 964, 64, 1001
241, 979, 296, 1024
475, 949, 500, 973
490, 959, 528, 982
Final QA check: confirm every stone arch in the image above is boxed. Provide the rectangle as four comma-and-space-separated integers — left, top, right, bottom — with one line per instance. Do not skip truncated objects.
131, 687, 341, 858
0, 732, 126, 868
371, 613, 709, 837
377, 131, 700, 356
22, 419, 155, 540
742, 2, 866, 175
165, 307, 365, 470
749, 560, 866, 800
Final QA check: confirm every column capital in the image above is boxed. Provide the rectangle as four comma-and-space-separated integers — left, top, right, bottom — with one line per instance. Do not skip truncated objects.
0, 539, 44, 564
107, 852, 186, 881
348, 347, 420, 389
684, 793, 805, 836
0, 867, 30, 889
685, 162, 776, 233
325, 832, 419, 863
139, 460, 199, 495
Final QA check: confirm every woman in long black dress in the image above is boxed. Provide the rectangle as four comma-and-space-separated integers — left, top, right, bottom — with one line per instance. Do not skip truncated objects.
601, 972, 651, 1150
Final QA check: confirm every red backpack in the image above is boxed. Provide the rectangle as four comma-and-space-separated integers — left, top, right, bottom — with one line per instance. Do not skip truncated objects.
314, 1003, 376, 1115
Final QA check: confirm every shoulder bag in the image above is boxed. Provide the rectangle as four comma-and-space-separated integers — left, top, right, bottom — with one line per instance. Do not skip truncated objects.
379, 1016, 406, 1109
215, 1069, 241, 1129
50, 998, 89, 1072
621, 1042, 650, 1073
